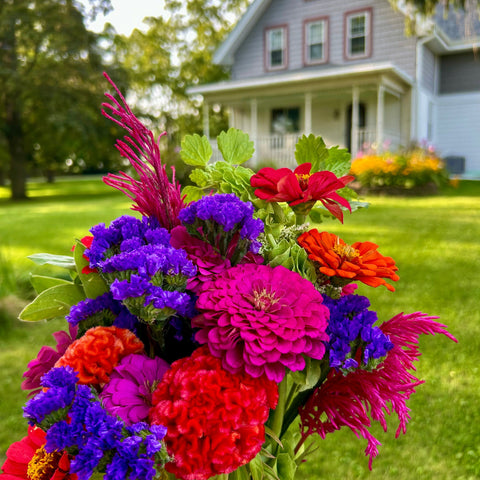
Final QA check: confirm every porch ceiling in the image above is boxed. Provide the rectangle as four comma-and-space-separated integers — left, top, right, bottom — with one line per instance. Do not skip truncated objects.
188, 62, 413, 104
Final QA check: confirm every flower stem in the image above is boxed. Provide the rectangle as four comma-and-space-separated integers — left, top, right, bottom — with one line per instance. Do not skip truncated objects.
270, 376, 287, 440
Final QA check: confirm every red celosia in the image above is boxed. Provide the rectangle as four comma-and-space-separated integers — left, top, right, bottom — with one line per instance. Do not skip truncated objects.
250, 162, 353, 221
0, 426, 76, 480
149, 346, 278, 480
299, 312, 457, 468
55, 326, 144, 385
101, 73, 185, 231
298, 229, 400, 291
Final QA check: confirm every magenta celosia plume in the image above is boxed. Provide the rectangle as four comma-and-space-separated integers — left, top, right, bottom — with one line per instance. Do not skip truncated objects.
299, 311, 457, 468
101, 73, 185, 231
100, 353, 170, 425
193, 263, 330, 382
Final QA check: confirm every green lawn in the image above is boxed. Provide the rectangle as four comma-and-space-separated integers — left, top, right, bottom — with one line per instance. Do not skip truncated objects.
0, 178, 479, 480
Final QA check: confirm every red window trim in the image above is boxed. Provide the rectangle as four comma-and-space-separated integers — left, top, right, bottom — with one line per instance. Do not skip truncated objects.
343, 7, 373, 61
303, 16, 329, 66
264, 24, 289, 72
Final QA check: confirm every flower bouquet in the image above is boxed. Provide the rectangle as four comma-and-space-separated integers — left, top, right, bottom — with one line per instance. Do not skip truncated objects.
1, 74, 457, 480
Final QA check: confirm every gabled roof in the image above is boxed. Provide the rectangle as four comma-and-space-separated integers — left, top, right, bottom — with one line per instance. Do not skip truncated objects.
214, 0, 480, 66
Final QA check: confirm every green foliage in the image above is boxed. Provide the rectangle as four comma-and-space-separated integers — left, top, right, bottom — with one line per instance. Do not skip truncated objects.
217, 128, 255, 165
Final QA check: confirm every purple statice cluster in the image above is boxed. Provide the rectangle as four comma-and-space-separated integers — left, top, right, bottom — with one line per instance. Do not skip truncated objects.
322, 294, 394, 371
85, 215, 197, 325
66, 291, 138, 335
23, 366, 169, 480
178, 193, 264, 261
86, 215, 171, 268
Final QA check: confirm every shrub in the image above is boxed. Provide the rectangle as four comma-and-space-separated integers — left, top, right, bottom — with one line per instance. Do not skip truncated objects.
350, 144, 449, 191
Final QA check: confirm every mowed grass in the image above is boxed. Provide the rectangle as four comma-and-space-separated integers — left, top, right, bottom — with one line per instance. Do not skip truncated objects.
0, 178, 479, 480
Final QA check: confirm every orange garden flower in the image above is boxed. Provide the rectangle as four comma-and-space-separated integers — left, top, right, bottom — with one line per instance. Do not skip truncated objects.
55, 326, 144, 385
297, 229, 399, 291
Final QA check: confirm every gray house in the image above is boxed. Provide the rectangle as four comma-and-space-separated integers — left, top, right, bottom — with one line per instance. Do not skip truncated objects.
188, 0, 480, 176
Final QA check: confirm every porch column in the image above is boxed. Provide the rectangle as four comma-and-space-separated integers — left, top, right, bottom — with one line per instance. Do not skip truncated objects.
250, 99, 258, 163
304, 92, 312, 135
376, 84, 385, 150
351, 86, 359, 158
203, 100, 210, 139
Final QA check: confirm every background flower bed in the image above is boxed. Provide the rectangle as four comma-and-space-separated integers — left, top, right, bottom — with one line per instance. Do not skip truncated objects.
350, 144, 449, 194
0, 178, 478, 479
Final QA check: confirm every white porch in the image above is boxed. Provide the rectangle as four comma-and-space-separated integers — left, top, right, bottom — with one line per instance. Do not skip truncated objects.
189, 63, 413, 168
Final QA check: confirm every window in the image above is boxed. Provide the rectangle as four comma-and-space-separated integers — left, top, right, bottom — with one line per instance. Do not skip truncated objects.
304, 18, 328, 65
265, 26, 287, 70
344, 9, 372, 59
271, 107, 299, 148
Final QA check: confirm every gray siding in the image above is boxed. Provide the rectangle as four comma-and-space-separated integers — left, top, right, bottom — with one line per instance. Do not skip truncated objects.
439, 52, 480, 94
421, 46, 436, 92
231, 0, 417, 80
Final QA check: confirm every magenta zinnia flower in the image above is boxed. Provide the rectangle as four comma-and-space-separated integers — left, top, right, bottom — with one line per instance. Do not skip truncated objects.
100, 353, 170, 425
193, 264, 330, 382
299, 312, 457, 468
22, 324, 78, 397
101, 73, 185, 231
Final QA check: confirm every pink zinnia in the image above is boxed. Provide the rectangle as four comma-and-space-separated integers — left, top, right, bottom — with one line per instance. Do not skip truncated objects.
100, 354, 170, 425
299, 312, 457, 468
22, 324, 78, 397
101, 73, 185, 231
193, 264, 330, 382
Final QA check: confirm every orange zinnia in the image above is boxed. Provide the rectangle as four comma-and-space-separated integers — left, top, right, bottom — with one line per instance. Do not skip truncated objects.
297, 229, 399, 291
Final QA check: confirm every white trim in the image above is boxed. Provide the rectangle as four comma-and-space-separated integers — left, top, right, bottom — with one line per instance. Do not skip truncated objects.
188, 62, 413, 95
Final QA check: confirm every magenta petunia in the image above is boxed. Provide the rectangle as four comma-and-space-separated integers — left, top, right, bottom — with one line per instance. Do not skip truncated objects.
22, 324, 78, 397
100, 353, 170, 425
193, 263, 330, 382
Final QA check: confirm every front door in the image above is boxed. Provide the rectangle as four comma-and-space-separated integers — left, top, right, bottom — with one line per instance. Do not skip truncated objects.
345, 103, 366, 152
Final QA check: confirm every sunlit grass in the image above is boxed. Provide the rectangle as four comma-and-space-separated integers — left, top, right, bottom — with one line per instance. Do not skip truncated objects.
0, 178, 479, 479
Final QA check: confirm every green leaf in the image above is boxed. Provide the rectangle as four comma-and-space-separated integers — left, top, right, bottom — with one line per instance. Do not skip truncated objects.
73, 240, 109, 299
181, 185, 206, 203
294, 134, 328, 171
180, 134, 212, 166
19, 284, 86, 322
28, 253, 76, 270
217, 128, 255, 165
246, 455, 264, 480
326, 145, 352, 176
189, 168, 211, 188
29, 274, 72, 295
277, 452, 297, 480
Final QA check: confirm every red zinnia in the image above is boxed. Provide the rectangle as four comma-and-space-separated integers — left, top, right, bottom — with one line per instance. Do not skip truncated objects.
250, 162, 353, 221
0, 426, 76, 480
298, 229, 400, 291
149, 346, 278, 480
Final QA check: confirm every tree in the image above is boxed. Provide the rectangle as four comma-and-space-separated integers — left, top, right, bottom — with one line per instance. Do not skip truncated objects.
0, 0, 126, 199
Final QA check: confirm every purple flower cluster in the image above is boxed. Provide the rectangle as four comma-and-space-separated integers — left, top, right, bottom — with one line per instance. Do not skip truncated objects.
66, 291, 138, 334
86, 215, 171, 268
23, 366, 168, 480
322, 294, 394, 371
179, 194, 264, 259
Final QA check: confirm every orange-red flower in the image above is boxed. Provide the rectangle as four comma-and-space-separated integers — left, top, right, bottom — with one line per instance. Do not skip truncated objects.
55, 326, 144, 385
250, 162, 354, 221
0, 426, 76, 480
297, 229, 399, 291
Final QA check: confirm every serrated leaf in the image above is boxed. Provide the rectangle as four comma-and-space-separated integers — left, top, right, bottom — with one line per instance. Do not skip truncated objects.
325, 145, 352, 177
29, 275, 72, 295
28, 253, 76, 270
19, 284, 86, 322
295, 134, 328, 171
73, 240, 109, 299
180, 134, 212, 166
189, 168, 211, 188
217, 128, 255, 165
181, 185, 206, 203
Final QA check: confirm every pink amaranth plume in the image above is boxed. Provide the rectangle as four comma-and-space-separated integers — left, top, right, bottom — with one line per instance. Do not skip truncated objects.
299, 312, 457, 469
101, 72, 185, 231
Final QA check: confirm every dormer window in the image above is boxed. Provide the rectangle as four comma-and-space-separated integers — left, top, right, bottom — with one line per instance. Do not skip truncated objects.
344, 9, 372, 60
265, 26, 287, 70
304, 18, 328, 65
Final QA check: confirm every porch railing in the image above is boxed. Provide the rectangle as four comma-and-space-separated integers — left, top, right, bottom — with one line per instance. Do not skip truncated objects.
208, 130, 402, 168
